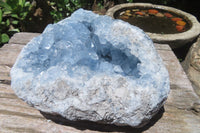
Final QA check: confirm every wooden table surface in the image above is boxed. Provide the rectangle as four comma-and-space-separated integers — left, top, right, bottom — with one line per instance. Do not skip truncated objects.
0, 32, 200, 133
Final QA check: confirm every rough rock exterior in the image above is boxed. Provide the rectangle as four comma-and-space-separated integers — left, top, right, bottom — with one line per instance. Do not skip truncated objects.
11, 9, 170, 127
182, 36, 200, 97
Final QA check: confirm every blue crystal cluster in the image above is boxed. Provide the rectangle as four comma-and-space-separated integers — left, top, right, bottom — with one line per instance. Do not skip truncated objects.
11, 9, 170, 127
14, 10, 143, 80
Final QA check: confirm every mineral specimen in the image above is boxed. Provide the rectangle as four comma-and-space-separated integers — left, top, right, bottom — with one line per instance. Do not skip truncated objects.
11, 9, 170, 127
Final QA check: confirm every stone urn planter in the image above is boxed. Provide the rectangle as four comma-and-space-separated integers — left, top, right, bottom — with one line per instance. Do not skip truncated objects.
182, 36, 200, 97
106, 3, 200, 48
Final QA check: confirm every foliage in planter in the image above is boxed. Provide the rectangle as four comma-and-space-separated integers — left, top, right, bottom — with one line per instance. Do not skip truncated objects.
0, 0, 33, 46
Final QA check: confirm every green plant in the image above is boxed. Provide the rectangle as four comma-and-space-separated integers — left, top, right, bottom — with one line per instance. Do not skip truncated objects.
126, 0, 133, 2
49, 0, 83, 23
49, 0, 108, 22
0, 0, 32, 46
0, 8, 10, 45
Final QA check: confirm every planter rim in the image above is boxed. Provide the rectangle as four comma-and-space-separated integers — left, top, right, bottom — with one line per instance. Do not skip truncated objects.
106, 3, 200, 48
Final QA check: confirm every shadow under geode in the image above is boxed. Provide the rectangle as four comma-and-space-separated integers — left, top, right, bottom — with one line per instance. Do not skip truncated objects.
40, 106, 164, 132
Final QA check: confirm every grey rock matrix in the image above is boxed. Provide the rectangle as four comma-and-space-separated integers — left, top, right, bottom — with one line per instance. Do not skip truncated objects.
11, 9, 170, 127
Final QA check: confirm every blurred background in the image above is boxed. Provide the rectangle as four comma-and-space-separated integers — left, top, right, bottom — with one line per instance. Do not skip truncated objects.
0, 0, 200, 47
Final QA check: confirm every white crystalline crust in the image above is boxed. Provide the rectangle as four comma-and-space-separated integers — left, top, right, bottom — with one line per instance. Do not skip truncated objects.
11, 9, 170, 127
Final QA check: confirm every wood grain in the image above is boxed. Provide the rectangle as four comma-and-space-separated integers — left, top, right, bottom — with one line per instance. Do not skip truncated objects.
0, 32, 200, 133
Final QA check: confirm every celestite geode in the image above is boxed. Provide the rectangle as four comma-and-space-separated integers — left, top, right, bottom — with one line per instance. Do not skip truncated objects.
11, 9, 170, 127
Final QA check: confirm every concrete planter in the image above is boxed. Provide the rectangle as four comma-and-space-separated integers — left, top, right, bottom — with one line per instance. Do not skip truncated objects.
182, 36, 200, 97
106, 3, 200, 48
